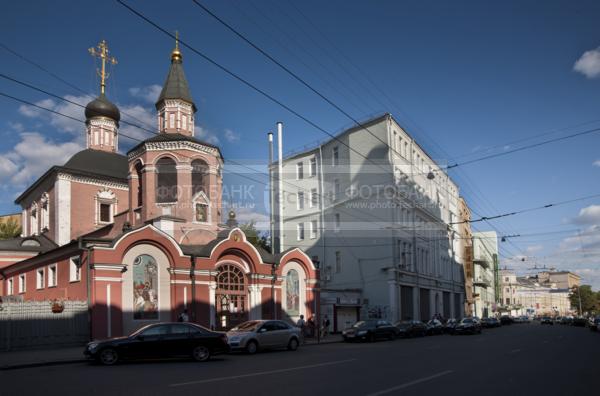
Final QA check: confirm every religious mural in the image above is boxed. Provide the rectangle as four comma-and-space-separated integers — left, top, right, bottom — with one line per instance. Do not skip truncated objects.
133, 254, 158, 319
286, 269, 300, 316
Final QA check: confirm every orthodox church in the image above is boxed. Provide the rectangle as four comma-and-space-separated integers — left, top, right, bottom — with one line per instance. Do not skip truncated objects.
0, 40, 318, 339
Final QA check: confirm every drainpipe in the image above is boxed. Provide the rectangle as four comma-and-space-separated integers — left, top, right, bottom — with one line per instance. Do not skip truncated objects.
277, 121, 284, 254
79, 237, 93, 341
190, 255, 196, 322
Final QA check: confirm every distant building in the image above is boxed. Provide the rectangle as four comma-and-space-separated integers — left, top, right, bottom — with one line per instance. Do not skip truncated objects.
272, 113, 465, 330
457, 198, 474, 316
472, 231, 498, 318
499, 269, 574, 316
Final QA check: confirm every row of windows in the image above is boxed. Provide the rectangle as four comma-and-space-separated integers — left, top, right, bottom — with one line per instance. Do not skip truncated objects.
295, 147, 340, 181
160, 111, 193, 132
5, 258, 81, 296
296, 214, 341, 241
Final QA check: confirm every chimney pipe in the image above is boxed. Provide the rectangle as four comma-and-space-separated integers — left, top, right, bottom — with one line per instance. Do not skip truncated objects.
268, 132, 275, 254
277, 122, 284, 254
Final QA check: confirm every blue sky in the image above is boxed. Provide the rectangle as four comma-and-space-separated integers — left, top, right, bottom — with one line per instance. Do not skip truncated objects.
1, 0, 600, 288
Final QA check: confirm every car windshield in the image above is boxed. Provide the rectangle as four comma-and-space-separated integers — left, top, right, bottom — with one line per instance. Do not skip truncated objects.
130, 324, 155, 337
461, 318, 473, 324
353, 321, 375, 328
396, 321, 412, 328
231, 321, 262, 331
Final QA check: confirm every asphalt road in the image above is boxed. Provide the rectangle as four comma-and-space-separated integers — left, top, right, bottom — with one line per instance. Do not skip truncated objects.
1, 322, 598, 396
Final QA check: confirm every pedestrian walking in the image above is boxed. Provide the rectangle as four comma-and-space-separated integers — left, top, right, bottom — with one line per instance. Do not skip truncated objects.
296, 315, 306, 344
322, 315, 330, 338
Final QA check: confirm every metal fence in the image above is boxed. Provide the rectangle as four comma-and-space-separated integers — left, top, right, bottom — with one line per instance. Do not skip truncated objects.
0, 300, 89, 351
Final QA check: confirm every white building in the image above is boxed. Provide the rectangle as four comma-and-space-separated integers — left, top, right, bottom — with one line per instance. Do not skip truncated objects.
271, 114, 465, 331
472, 231, 498, 318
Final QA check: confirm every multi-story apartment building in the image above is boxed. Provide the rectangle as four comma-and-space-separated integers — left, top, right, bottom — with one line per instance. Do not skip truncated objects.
457, 198, 474, 316
271, 113, 465, 331
472, 231, 498, 318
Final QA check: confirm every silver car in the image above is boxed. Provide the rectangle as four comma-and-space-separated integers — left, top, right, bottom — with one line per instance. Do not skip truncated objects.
226, 320, 301, 354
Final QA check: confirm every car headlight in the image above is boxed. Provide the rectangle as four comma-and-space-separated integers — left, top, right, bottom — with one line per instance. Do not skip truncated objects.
87, 342, 99, 351
357, 330, 367, 336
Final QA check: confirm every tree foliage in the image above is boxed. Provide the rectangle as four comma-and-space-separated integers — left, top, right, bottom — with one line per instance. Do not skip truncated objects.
238, 220, 271, 251
0, 218, 22, 240
569, 285, 600, 315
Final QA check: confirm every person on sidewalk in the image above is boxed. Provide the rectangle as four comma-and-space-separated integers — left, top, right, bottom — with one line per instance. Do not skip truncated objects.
178, 309, 189, 322
296, 315, 306, 344
322, 315, 330, 338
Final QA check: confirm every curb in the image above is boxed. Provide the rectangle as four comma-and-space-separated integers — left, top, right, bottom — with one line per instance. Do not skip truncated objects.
0, 359, 86, 371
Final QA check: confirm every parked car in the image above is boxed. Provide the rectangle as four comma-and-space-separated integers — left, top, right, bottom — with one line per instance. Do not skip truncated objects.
394, 320, 428, 338
443, 318, 459, 334
559, 316, 573, 325
426, 319, 444, 335
588, 317, 600, 331
520, 315, 531, 323
540, 316, 554, 325
342, 320, 399, 342
500, 315, 513, 325
573, 317, 588, 327
84, 322, 229, 365
226, 320, 301, 354
481, 317, 501, 328
453, 317, 482, 335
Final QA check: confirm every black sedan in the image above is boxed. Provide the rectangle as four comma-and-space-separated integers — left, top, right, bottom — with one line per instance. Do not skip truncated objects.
84, 322, 229, 365
426, 319, 444, 335
481, 317, 501, 328
453, 318, 482, 335
394, 320, 428, 338
342, 320, 399, 342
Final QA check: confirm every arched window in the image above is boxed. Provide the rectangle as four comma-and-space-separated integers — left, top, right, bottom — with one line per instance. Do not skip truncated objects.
215, 264, 247, 329
285, 269, 300, 316
191, 159, 209, 197
135, 161, 143, 207
30, 202, 38, 236
40, 193, 49, 232
133, 254, 159, 320
156, 157, 178, 203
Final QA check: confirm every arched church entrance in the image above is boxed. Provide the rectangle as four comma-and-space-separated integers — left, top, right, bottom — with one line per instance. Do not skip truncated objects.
215, 264, 248, 330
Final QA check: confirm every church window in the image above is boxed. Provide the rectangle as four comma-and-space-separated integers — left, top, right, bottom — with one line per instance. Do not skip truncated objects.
36, 268, 44, 289
285, 269, 300, 316
41, 193, 49, 231
7, 278, 13, 295
30, 203, 38, 236
100, 203, 111, 223
191, 159, 209, 196
169, 113, 175, 129
133, 254, 159, 320
70, 256, 81, 282
156, 157, 178, 203
182, 115, 187, 131
48, 264, 57, 287
135, 161, 143, 207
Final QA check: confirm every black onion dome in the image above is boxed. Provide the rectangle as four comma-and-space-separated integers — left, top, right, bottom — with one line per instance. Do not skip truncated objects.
85, 93, 120, 123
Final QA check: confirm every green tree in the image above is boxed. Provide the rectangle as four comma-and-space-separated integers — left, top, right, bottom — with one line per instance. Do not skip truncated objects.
569, 285, 600, 314
0, 218, 22, 240
239, 220, 271, 251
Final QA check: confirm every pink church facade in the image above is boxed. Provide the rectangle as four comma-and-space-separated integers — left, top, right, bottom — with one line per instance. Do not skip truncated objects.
0, 41, 318, 340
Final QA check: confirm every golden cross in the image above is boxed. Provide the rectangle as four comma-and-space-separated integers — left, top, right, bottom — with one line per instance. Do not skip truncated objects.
88, 40, 117, 95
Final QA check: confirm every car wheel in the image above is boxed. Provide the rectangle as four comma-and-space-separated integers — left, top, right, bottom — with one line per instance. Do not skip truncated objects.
192, 345, 211, 362
287, 338, 299, 351
246, 340, 258, 355
99, 348, 119, 366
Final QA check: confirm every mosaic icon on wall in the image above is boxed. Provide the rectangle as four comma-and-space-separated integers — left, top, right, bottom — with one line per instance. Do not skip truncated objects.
286, 269, 299, 316
133, 254, 158, 320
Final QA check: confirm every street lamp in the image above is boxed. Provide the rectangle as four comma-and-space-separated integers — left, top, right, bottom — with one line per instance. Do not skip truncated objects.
311, 257, 321, 343
271, 262, 279, 319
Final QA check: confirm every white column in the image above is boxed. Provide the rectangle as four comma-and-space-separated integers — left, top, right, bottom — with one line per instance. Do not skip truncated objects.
183, 286, 188, 309
209, 283, 217, 329
21, 209, 27, 236
450, 292, 455, 319
387, 270, 398, 323
430, 289, 436, 317
54, 175, 71, 246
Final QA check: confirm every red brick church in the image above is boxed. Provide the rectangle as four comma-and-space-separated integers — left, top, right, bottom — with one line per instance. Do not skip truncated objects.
0, 40, 318, 339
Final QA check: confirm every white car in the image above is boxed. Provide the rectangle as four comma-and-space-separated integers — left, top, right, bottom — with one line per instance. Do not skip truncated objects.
226, 320, 301, 354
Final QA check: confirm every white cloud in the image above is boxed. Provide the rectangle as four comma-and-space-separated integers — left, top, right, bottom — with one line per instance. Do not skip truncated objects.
233, 206, 270, 232
572, 205, 600, 225
574, 47, 600, 79
525, 244, 543, 254
593, 160, 600, 167
196, 126, 220, 145
129, 85, 162, 104
0, 157, 18, 182
224, 129, 240, 143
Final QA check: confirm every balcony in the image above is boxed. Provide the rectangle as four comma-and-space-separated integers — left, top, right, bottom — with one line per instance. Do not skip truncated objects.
473, 276, 491, 288
473, 257, 490, 269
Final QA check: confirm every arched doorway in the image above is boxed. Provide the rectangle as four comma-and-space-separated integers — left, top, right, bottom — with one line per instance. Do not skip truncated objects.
215, 264, 248, 330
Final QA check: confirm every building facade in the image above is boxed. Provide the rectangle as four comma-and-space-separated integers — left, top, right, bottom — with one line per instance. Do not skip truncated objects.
272, 114, 465, 331
472, 231, 498, 318
0, 41, 318, 340
457, 198, 474, 316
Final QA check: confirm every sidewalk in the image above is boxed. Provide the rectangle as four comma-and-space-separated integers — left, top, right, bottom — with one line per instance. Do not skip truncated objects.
0, 345, 86, 370
0, 334, 344, 370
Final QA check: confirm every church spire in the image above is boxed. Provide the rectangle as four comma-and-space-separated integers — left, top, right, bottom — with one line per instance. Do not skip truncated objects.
156, 32, 196, 136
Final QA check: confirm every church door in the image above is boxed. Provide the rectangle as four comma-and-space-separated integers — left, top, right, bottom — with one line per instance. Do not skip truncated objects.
215, 264, 248, 330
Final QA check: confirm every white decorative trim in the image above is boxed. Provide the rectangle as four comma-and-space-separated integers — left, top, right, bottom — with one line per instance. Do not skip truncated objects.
128, 140, 219, 163
94, 276, 123, 282
57, 172, 128, 191
93, 264, 127, 272
93, 224, 188, 258
279, 248, 316, 270
209, 228, 264, 264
